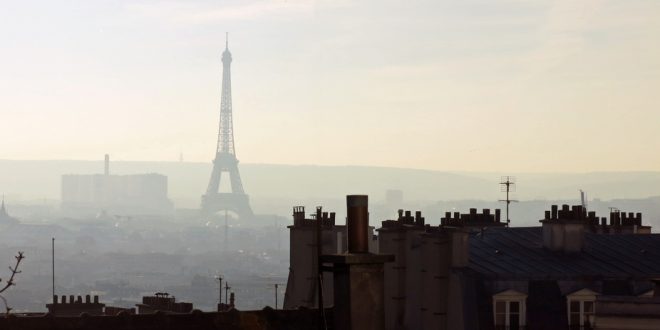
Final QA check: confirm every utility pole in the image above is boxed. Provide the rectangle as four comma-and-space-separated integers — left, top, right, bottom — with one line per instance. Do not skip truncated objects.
274, 283, 284, 309
224, 210, 229, 251
52, 237, 55, 302
224, 282, 230, 305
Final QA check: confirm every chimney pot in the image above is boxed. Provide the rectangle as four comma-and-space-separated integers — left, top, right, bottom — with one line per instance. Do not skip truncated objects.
346, 195, 369, 253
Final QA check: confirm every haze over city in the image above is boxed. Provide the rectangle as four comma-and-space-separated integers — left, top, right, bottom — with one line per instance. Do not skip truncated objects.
2, 0, 659, 171
1, 1, 660, 330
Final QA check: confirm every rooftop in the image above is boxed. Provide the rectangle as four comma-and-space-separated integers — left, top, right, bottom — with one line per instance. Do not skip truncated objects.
468, 227, 660, 279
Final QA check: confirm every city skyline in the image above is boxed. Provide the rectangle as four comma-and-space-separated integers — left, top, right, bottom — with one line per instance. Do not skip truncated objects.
1, 0, 659, 172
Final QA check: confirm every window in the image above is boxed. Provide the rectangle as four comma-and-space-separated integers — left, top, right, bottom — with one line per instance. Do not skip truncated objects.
567, 289, 598, 330
493, 290, 527, 330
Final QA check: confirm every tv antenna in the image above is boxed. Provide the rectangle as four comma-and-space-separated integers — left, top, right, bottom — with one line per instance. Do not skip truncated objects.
215, 275, 223, 304
224, 282, 231, 305
499, 176, 518, 225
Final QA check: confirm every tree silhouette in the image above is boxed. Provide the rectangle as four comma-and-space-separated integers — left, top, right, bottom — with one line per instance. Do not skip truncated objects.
0, 252, 25, 315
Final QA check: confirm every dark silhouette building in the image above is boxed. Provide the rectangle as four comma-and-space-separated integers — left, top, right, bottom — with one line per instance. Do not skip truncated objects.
46, 295, 105, 316
377, 205, 660, 330
284, 202, 660, 330
136, 293, 193, 314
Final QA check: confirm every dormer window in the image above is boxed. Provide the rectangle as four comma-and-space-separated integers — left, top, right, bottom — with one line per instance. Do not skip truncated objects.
566, 288, 599, 329
493, 289, 527, 329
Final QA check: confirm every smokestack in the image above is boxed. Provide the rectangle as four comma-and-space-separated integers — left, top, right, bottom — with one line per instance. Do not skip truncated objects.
324, 195, 393, 330
346, 195, 369, 253
104, 154, 110, 175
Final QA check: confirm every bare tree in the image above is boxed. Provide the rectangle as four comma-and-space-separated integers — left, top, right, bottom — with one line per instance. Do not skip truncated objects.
0, 252, 25, 315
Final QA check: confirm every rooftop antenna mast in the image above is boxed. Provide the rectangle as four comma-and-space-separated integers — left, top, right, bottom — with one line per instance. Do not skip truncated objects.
52, 238, 55, 302
499, 176, 518, 226
215, 275, 223, 304
224, 282, 230, 305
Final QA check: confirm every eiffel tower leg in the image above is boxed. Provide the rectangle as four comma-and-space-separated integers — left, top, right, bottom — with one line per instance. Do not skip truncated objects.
206, 159, 223, 195
228, 162, 245, 194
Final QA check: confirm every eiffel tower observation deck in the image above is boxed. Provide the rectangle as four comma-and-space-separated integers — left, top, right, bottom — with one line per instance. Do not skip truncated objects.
201, 34, 253, 220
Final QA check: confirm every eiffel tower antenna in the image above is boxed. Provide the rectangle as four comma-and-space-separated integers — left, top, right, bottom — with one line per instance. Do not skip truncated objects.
498, 176, 518, 226
201, 35, 254, 221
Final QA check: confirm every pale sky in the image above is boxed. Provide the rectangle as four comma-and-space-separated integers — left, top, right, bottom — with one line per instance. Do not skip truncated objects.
1, 0, 659, 172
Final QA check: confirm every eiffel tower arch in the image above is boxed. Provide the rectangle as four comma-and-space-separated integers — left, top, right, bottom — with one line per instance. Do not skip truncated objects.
201, 34, 253, 220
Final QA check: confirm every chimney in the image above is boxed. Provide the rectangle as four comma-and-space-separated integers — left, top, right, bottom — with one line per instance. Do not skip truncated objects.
347, 195, 369, 253
541, 205, 585, 253
292, 206, 305, 225
104, 154, 110, 176
323, 195, 393, 330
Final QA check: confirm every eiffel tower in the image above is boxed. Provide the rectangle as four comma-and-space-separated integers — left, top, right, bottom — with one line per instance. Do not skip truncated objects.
201, 35, 253, 220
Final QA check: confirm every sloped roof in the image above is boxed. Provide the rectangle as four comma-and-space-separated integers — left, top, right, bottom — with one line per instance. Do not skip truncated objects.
468, 227, 660, 279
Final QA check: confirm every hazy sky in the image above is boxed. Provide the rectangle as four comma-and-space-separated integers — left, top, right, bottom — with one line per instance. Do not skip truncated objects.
1, 0, 659, 172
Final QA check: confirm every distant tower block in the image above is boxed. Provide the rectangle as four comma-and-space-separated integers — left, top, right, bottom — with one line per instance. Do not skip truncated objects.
201, 34, 253, 220
104, 154, 110, 176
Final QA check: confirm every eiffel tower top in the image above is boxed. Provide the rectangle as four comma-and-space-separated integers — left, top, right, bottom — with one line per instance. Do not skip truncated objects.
222, 32, 232, 63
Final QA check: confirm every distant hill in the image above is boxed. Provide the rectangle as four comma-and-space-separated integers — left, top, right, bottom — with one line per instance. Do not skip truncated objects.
1, 160, 659, 209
